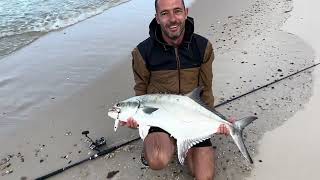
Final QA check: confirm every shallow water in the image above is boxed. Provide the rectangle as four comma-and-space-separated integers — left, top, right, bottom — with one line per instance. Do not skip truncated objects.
0, 0, 130, 60
0, 0, 151, 134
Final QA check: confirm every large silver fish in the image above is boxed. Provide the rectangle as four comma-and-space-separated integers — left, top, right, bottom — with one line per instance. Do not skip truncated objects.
108, 87, 257, 164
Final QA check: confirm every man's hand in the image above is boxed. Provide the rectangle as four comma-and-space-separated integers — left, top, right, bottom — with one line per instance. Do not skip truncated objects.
119, 117, 139, 129
217, 117, 236, 135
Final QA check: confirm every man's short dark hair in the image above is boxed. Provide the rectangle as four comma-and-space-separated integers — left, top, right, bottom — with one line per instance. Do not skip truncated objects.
155, 0, 185, 12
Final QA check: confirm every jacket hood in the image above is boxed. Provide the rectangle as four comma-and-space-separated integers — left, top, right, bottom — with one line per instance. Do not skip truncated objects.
149, 16, 195, 46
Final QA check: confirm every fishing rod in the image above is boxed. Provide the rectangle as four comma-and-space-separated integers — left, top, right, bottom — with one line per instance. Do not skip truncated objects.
215, 62, 320, 108
35, 137, 140, 180
35, 62, 319, 179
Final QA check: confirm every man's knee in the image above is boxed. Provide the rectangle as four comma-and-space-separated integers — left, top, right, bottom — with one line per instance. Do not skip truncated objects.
145, 149, 171, 170
195, 170, 214, 180
191, 147, 215, 180
143, 132, 174, 170
189, 169, 214, 180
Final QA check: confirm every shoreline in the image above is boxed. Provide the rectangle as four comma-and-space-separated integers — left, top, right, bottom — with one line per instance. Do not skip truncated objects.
0, 0, 131, 61
0, 0, 153, 134
1, 0, 319, 179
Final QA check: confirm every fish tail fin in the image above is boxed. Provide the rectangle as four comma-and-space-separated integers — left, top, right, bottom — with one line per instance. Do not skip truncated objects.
229, 116, 257, 164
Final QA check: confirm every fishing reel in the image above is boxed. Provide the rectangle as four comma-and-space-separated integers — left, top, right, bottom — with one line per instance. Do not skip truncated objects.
81, 130, 106, 151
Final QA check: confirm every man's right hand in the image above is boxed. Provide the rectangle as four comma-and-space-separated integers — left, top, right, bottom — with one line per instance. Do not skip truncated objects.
217, 117, 236, 135
119, 117, 139, 129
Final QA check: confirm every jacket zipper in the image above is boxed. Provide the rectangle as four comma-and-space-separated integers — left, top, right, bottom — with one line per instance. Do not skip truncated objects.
174, 48, 181, 94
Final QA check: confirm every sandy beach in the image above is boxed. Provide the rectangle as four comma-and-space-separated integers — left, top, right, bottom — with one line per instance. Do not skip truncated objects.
0, 0, 319, 179
246, 0, 320, 179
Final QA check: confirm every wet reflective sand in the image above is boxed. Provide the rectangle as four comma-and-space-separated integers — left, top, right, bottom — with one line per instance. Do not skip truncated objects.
246, 0, 320, 179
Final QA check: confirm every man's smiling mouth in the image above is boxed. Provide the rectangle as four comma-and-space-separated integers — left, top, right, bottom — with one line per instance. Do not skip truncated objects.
169, 25, 179, 31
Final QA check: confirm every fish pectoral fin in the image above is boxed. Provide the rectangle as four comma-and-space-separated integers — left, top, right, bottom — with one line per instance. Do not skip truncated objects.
142, 106, 159, 114
138, 125, 150, 140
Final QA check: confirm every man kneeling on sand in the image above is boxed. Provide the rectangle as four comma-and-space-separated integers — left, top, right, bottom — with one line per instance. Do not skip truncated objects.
121, 0, 231, 179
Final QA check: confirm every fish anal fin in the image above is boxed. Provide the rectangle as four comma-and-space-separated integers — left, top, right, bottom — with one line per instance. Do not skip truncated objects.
176, 139, 190, 165
138, 125, 150, 140
176, 135, 212, 164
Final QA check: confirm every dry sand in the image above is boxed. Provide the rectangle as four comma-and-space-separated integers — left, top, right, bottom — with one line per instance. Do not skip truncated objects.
0, 0, 319, 179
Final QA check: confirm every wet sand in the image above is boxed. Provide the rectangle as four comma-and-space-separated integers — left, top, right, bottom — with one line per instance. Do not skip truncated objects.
246, 0, 320, 179
246, 67, 320, 180
0, 0, 318, 179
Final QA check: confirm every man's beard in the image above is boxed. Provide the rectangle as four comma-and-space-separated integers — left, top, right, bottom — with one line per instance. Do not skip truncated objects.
162, 22, 185, 40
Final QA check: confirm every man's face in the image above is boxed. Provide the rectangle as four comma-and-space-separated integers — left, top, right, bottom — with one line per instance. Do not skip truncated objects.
155, 0, 188, 40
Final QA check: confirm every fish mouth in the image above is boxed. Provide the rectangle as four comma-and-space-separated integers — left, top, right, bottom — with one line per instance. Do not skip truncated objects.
108, 106, 121, 113
108, 107, 121, 119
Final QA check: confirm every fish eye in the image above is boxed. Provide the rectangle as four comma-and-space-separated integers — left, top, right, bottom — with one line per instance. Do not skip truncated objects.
116, 103, 120, 107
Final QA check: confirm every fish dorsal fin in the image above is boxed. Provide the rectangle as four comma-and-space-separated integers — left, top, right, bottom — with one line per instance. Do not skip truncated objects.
176, 135, 212, 164
186, 87, 228, 120
210, 108, 228, 120
186, 87, 205, 105
142, 106, 159, 114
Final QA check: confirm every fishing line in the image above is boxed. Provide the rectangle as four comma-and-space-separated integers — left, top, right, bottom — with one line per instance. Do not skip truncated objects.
215, 62, 320, 108
35, 62, 319, 179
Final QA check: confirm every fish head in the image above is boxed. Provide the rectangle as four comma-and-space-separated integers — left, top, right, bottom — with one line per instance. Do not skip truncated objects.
108, 98, 140, 131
